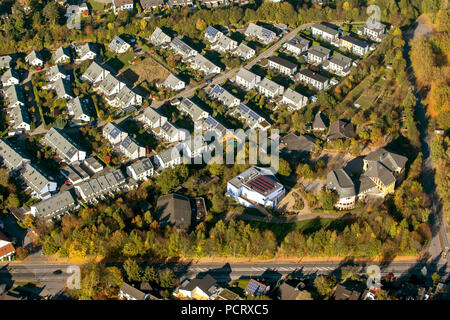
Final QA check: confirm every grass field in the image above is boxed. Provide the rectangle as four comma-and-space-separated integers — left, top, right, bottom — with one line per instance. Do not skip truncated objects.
87, 0, 106, 13
125, 57, 170, 85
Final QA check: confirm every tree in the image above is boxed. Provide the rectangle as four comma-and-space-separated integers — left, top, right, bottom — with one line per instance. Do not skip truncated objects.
278, 158, 292, 176
159, 269, 176, 288
297, 164, 313, 179
195, 18, 207, 31
23, 214, 37, 229
142, 266, 159, 283
208, 162, 224, 176
106, 266, 123, 288
296, 290, 313, 300
43, 2, 60, 25
318, 190, 337, 210
123, 258, 142, 282
432, 272, 441, 286
314, 274, 336, 297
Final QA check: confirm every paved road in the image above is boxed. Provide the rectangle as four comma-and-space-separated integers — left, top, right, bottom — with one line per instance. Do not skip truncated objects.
403, 17, 449, 263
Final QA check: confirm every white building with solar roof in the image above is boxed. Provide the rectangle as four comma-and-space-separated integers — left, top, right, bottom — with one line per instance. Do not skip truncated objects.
126, 157, 154, 181
208, 84, 240, 109
231, 104, 271, 131
103, 122, 128, 145
43, 128, 86, 163
227, 166, 285, 208
119, 136, 146, 160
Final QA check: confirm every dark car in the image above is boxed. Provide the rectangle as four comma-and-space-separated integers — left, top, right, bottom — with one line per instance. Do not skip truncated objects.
53, 270, 63, 275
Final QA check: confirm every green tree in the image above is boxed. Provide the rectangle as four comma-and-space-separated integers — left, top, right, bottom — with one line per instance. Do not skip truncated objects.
296, 290, 313, 300
278, 158, 292, 176
123, 258, 142, 282
314, 275, 336, 297
318, 190, 337, 210
432, 272, 441, 286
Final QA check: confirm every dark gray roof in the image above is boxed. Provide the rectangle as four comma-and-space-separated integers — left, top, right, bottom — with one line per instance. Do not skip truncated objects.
285, 36, 309, 50
363, 162, 396, 186
341, 35, 369, 49
326, 169, 356, 198
156, 193, 192, 228
268, 56, 297, 70
280, 132, 316, 153
120, 283, 147, 300
278, 282, 300, 300
313, 111, 327, 130
328, 120, 355, 140
363, 148, 408, 171
182, 274, 218, 295
297, 69, 329, 84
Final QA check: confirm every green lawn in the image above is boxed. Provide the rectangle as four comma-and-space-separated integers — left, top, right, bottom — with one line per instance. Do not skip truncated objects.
229, 279, 250, 297
87, 0, 105, 13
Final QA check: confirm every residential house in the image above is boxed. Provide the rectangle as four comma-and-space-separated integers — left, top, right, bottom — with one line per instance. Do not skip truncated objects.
340, 35, 369, 56
326, 168, 356, 210
8, 105, 30, 132
140, 0, 164, 12
154, 145, 183, 168
67, 97, 91, 123
295, 69, 329, 91
358, 22, 386, 42
126, 157, 154, 181
140, 107, 167, 129
233, 43, 255, 60
327, 119, 355, 140
332, 284, 363, 300
212, 288, 241, 300
98, 74, 125, 97
244, 23, 276, 45
54, 78, 74, 100
283, 36, 309, 56
159, 121, 186, 143
181, 135, 208, 163
25, 50, 44, 67
74, 169, 128, 203
119, 136, 146, 160
201, 116, 233, 142
227, 166, 285, 208
1, 69, 19, 87
280, 132, 316, 160
167, 0, 193, 6
281, 88, 308, 110
20, 163, 57, 200
310, 22, 339, 42
175, 275, 220, 300
120, 283, 150, 300
307, 45, 331, 64
30, 190, 77, 220
208, 84, 240, 109
267, 56, 297, 76
5, 85, 25, 108
278, 281, 305, 300
235, 67, 261, 90
53, 47, 71, 64
0, 138, 30, 171
169, 37, 197, 59
0, 231, 15, 261
43, 128, 87, 163
258, 77, 284, 98
112, 0, 134, 14
103, 122, 128, 145
211, 36, 237, 53
150, 27, 171, 46
107, 85, 143, 109
231, 103, 271, 131
204, 26, 224, 43
75, 43, 98, 61
323, 53, 352, 76
157, 73, 185, 91
186, 54, 221, 76
108, 36, 131, 54
359, 148, 407, 198
156, 193, 192, 228
245, 279, 268, 296
81, 61, 110, 84
312, 111, 327, 131
83, 157, 104, 174
178, 98, 209, 122
0, 55, 13, 69
46, 65, 68, 82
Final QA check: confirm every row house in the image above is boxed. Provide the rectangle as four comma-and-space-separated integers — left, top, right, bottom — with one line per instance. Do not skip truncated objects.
340, 36, 369, 56
178, 98, 209, 122
358, 22, 386, 42
81, 61, 110, 84
204, 26, 224, 43
1, 69, 19, 87
157, 73, 185, 91
0, 138, 30, 171
53, 46, 71, 64
46, 65, 68, 82
74, 169, 128, 203
233, 43, 255, 60
283, 36, 309, 56
231, 103, 271, 131
20, 163, 57, 200
150, 27, 172, 47
67, 96, 91, 123
126, 157, 154, 181
186, 54, 221, 76
169, 37, 198, 59
267, 56, 297, 76
154, 145, 183, 169
307, 45, 331, 64
30, 190, 77, 220
281, 88, 308, 111
25, 50, 44, 67
5, 85, 25, 109
43, 128, 87, 163
8, 105, 31, 132
323, 53, 352, 76
208, 84, 240, 109
103, 122, 128, 145
295, 69, 329, 91
75, 42, 98, 61
211, 36, 238, 53
235, 67, 261, 90
244, 23, 277, 45
310, 22, 339, 42
119, 136, 146, 160
258, 77, 284, 98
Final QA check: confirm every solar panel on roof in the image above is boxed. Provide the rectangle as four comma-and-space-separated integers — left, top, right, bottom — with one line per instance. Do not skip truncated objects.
110, 127, 120, 138
249, 111, 260, 121
246, 280, 266, 296
121, 137, 132, 148
205, 117, 217, 126
237, 104, 249, 113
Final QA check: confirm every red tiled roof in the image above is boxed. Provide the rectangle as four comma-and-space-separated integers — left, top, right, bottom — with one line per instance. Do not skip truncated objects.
0, 242, 15, 258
